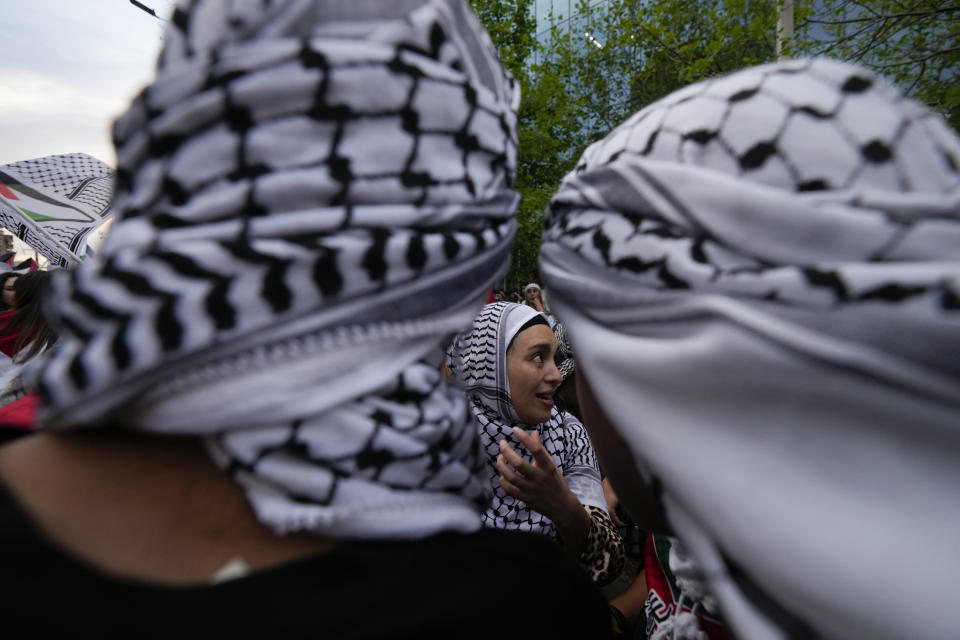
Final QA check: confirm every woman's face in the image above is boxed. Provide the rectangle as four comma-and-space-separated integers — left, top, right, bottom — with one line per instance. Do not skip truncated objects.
2, 276, 18, 308
506, 324, 561, 424
525, 287, 539, 303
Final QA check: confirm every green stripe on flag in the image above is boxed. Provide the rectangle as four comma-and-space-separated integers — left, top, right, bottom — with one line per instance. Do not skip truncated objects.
20, 206, 59, 222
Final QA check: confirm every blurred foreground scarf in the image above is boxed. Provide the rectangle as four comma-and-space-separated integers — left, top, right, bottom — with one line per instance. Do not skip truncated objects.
540, 58, 960, 638
37, 0, 520, 540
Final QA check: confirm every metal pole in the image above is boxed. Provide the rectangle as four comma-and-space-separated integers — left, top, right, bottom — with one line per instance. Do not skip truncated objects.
777, 0, 794, 60
130, 0, 161, 20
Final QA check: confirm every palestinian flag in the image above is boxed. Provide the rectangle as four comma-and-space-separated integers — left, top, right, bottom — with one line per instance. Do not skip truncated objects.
0, 253, 39, 272
0, 153, 114, 268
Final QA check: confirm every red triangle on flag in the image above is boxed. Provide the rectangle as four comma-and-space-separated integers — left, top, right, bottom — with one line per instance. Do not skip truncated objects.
0, 179, 18, 200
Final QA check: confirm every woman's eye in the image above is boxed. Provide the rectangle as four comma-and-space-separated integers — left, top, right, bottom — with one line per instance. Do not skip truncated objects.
531, 353, 543, 363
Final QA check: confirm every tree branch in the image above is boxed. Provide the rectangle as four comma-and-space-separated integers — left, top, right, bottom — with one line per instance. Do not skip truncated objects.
804, 6, 960, 25
852, 0, 882, 20
638, 23, 693, 69
849, 17, 890, 63
906, 58, 927, 94
809, 20, 875, 56
875, 46, 960, 69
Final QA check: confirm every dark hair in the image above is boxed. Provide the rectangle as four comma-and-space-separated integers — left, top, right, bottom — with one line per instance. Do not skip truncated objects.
0, 271, 56, 361
553, 371, 581, 422
0, 273, 21, 311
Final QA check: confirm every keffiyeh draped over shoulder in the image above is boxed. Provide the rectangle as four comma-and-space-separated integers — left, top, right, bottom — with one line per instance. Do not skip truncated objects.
540, 59, 960, 638
445, 302, 606, 535
36, 0, 520, 540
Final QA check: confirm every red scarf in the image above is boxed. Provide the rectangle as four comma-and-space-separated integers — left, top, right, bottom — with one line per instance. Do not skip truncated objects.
0, 309, 21, 358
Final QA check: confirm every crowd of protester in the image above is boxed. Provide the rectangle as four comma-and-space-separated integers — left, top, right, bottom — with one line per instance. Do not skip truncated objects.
493, 285, 535, 305
0, 0, 958, 638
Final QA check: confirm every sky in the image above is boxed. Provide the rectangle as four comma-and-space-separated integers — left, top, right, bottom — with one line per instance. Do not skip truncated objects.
0, 0, 172, 167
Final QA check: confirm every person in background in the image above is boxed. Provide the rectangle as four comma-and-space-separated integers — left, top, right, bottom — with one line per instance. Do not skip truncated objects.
0, 271, 57, 412
523, 282, 555, 327
0, 271, 47, 434
0, 272, 23, 395
540, 57, 960, 639
0, 271, 55, 363
0, 273, 20, 311
0, 2, 612, 636
522, 282, 545, 310
447, 302, 625, 586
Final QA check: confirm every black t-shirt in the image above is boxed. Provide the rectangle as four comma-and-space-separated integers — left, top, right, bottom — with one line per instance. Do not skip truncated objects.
0, 480, 612, 638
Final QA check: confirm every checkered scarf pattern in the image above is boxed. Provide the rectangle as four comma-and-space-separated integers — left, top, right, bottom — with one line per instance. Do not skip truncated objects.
0, 153, 114, 266
540, 59, 960, 638
552, 320, 575, 382
36, 0, 520, 540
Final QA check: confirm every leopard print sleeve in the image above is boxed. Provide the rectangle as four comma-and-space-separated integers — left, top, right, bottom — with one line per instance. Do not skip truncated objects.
581, 504, 625, 586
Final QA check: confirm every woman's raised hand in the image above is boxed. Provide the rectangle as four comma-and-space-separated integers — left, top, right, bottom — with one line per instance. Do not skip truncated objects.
496, 427, 590, 556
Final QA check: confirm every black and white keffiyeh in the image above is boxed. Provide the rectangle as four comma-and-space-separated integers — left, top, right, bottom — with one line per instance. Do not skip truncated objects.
36, 0, 520, 540
540, 59, 960, 638
445, 302, 606, 536
552, 320, 575, 382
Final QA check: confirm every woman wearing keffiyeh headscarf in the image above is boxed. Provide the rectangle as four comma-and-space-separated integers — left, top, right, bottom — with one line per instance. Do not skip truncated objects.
0, 2, 612, 637
446, 301, 625, 585
540, 57, 960, 639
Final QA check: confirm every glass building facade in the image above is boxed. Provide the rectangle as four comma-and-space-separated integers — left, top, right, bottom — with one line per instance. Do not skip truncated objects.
530, 0, 614, 65
532, 0, 610, 40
